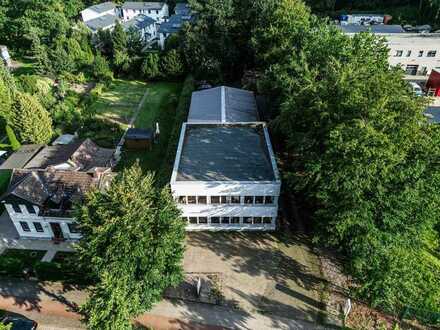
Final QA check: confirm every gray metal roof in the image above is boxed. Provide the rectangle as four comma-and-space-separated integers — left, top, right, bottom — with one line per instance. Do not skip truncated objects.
175, 3, 191, 15
85, 14, 118, 31
0, 145, 44, 170
176, 124, 275, 182
123, 14, 156, 30
338, 24, 406, 34
188, 86, 258, 123
126, 128, 154, 139
122, 2, 165, 10
87, 2, 116, 13
158, 13, 193, 34
425, 106, 440, 123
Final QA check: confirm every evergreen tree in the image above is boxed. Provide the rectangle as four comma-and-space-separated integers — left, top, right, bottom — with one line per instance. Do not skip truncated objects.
112, 21, 128, 54
92, 53, 113, 82
76, 164, 185, 330
12, 92, 53, 144
161, 49, 185, 78
0, 62, 15, 122
141, 53, 161, 80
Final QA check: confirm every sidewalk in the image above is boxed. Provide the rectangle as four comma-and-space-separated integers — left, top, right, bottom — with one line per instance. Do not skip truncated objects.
0, 279, 333, 330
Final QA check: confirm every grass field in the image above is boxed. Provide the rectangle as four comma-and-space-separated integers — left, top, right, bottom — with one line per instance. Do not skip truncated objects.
118, 82, 182, 181
91, 79, 148, 127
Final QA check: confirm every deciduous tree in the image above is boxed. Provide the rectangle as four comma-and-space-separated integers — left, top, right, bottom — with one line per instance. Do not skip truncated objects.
76, 164, 185, 330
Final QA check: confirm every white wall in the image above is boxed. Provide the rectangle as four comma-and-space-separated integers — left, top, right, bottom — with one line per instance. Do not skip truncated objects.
5, 203, 82, 240
171, 181, 280, 231
122, 4, 168, 23
386, 34, 440, 75
81, 8, 116, 22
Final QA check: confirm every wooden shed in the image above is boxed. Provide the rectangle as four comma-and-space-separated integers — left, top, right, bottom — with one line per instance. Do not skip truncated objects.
124, 128, 154, 150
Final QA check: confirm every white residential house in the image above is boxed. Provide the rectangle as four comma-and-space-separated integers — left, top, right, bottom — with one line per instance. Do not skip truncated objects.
121, 2, 169, 23
170, 87, 281, 231
81, 2, 117, 22
123, 15, 157, 43
0, 139, 115, 240
2, 169, 113, 240
339, 24, 440, 76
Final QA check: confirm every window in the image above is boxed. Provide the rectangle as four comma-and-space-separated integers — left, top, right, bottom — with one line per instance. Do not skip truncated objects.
243, 217, 252, 224
12, 204, 21, 213
406, 50, 412, 57
197, 196, 207, 204
33, 222, 44, 232
178, 196, 186, 204
406, 64, 419, 75
210, 196, 220, 204
418, 50, 424, 57
189, 217, 197, 224
264, 196, 274, 204
427, 51, 437, 57
68, 223, 80, 234
156, 10, 159, 14
19, 221, 30, 232
26, 205, 36, 214
253, 217, 262, 224
263, 217, 272, 224
394, 50, 403, 57
187, 196, 196, 204
231, 217, 240, 224
211, 217, 220, 224
231, 196, 241, 204
220, 196, 229, 204
244, 196, 254, 204
198, 217, 208, 224
181, 217, 188, 223
148, 10, 151, 13
221, 217, 230, 224
255, 196, 264, 204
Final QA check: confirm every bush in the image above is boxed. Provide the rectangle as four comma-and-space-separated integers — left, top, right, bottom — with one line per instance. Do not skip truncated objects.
92, 53, 113, 83
161, 49, 185, 79
34, 261, 63, 281
0, 256, 25, 276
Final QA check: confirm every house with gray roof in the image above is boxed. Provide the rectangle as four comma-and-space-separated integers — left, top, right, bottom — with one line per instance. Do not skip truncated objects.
1, 168, 113, 240
81, 2, 117, 23
170, 87, 280, 231
84, 14, 119, 32
158, 6, 194, 49
121, 2, 168, 23
123, 14, 158, 43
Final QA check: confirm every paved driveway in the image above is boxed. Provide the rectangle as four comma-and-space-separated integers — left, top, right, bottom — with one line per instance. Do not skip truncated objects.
184, 232, 327, 324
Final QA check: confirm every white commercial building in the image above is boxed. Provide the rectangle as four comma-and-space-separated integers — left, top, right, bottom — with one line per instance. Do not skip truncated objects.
170, 87, 281, 231
339, 24, 440, 76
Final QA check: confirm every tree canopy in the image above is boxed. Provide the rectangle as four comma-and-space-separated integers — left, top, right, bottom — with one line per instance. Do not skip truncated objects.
76, 164, 186, 330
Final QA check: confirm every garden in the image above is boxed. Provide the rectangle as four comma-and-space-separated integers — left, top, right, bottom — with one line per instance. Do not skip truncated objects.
0, 249, 92, 284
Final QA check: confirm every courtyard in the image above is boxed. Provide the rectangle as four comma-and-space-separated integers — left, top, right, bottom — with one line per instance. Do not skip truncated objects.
183, 231, 327, 324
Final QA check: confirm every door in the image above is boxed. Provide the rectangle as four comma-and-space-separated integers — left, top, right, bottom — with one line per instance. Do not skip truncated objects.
50, 223, 64, 240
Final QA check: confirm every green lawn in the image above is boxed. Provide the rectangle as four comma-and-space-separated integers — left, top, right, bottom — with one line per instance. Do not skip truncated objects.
91, 79, 148, 127
11, 57, 36, 77
118, 82, 182, 182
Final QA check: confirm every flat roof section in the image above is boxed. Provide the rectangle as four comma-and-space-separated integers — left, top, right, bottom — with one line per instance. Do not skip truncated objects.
0, 145, 44, 170
338, 24, 406, 34
176, 124, 276, 182
188, 86, 258, 123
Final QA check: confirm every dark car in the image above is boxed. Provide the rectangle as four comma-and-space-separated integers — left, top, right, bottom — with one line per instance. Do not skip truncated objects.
1, 315, 38, 330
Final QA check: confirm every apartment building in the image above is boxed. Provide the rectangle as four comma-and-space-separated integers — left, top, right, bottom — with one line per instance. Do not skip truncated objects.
339, 24, 440, 76
170, 87, 281, 231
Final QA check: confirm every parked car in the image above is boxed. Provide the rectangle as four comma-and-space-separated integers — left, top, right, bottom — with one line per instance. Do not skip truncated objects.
409, 82, 424, 96
1, 315, 38, 330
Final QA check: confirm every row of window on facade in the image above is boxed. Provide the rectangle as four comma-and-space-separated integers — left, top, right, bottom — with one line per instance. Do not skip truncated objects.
177, 195, 275, 205
11, 204, 36, 214
182, 216, 274, 225
19, 221, 79, 234
394, 50, 437, 58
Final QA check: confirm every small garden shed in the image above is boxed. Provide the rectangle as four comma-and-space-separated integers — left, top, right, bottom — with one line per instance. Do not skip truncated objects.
124, 128, 154, 150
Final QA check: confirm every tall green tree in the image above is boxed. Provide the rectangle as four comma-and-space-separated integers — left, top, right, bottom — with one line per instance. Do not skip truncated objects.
76, 164, 185, 330
161, 49, 185, 78
253, 0, 440, 314
141, 52, 161, 80
0, 62, 16, 122
12, 92, 53, 144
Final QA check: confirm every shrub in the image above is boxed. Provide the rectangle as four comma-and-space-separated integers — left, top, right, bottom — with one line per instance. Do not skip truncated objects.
141, 52, 162, 80
34, 261, 63, 281
161, 49, 185, 79
0, 256, 25, 276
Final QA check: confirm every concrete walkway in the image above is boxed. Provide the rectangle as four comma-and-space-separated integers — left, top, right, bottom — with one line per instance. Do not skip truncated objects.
0, 278, 333, 330
41, 250, 57, 262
